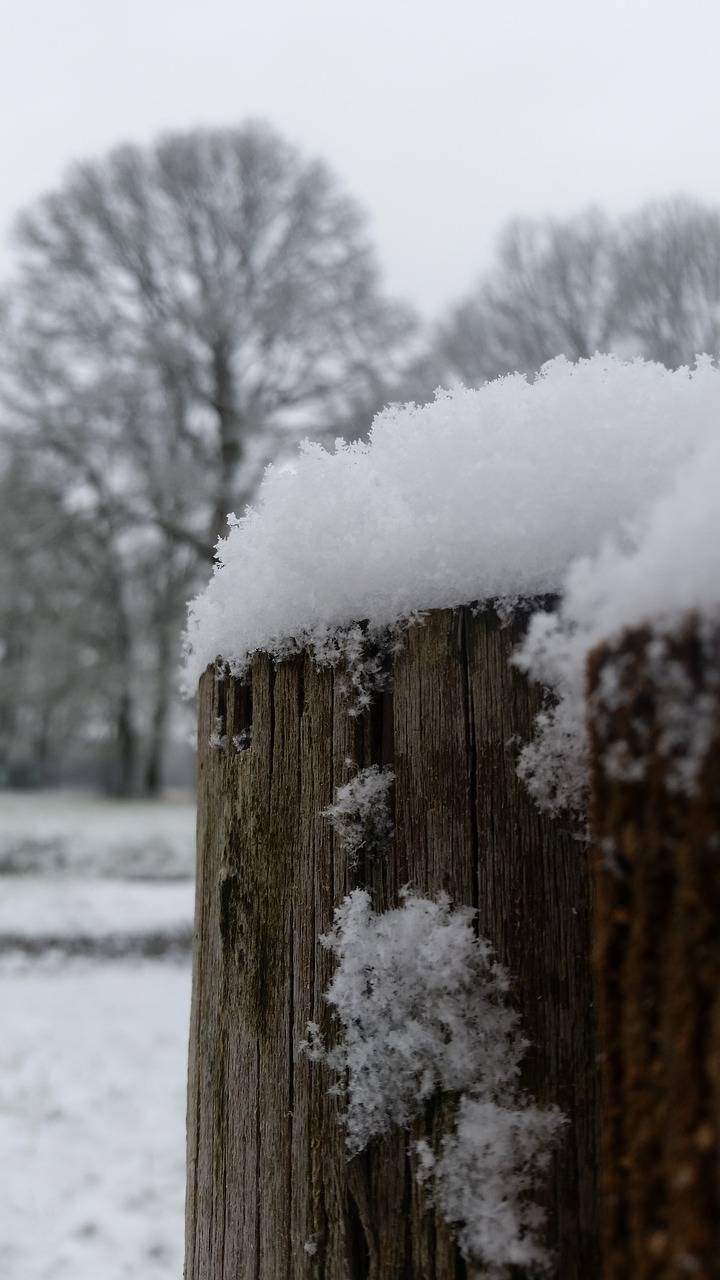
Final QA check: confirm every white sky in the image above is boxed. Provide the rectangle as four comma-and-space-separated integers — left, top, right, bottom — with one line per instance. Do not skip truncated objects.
1, 0, 719, 317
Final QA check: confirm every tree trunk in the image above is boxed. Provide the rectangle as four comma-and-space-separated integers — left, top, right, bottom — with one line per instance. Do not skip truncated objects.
186, 605, 600, 1279
143, 621, 174, 797
588, 623, 720, 1280
210, 336, 244, 548
0, 622, 25, 770
111, 688, 139, 798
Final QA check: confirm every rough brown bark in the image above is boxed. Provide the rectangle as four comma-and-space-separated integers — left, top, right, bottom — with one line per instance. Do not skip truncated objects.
185, 605, 600, 1279
588, 623, 720, 1280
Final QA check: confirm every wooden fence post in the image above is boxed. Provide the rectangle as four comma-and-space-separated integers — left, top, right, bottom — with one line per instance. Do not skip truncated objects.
588, 623, 720, 1279
185, 605, 600, 1279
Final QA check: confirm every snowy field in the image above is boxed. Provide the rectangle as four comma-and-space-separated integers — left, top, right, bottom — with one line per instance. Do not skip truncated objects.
0, 790, 195, 1280
0, 789, 196, 878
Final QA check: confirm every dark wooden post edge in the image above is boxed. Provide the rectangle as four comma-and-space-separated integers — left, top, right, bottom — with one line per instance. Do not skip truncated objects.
588, 620, 720, 1279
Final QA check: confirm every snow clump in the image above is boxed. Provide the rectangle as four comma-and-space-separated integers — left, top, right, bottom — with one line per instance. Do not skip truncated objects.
183, 355, 720, 690
302, 888, 563, 1276
515, 426, 720, 812
321, 765, 394, 864
417, 1098, 564, 1276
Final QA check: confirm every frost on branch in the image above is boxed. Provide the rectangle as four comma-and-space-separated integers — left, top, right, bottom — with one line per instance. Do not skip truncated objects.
302, 889, 563, 1276
322, 765, 394, 864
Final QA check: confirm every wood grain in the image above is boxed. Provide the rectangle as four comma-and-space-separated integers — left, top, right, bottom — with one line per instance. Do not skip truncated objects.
589, 624, 720, 1280
185, 607, 600, 1279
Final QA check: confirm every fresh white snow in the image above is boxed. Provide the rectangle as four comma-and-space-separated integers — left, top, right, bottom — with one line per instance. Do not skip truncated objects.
0, 791, 194, 1280
321, 764, 394, 863
303, 889, 562, 1275
184, 354, 720, 689
0, 790, 196, 879
419, 1097, 562, 1277
516, 426, 720, 812
0, 957, 190, 1280
0, 878, 195, 940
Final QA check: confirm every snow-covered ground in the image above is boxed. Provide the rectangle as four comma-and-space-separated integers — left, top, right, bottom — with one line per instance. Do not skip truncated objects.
0, 790, 196, 878
0, 879, 195, 946
0, 790, 195, 1280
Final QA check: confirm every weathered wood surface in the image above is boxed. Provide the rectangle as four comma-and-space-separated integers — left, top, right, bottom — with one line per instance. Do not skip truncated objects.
588, 625, 720, 1280
185, 605, 600, 1279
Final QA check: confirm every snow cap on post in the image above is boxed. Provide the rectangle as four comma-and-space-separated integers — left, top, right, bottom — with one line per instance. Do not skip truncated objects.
515, 419, 720, 813
183, 354, 720, 690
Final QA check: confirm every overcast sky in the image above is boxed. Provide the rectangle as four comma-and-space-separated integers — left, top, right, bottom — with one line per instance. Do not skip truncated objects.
1, 0, 719, 317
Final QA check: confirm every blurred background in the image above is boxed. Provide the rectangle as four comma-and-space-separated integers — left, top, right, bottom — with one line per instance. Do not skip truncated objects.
0, 1, 719, 1275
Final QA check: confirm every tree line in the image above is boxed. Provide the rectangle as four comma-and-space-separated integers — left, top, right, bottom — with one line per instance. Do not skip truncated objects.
434, 200, 720, 384
1, 120, 718, 794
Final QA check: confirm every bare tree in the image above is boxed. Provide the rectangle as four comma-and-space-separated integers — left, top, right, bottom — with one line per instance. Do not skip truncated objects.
7, 121, 416, 550
613, 197, 720, 368
0, 122, 417, 792
433, 198, 720, 388
435, 208, 617, 384
0, 339, 200, 794
0, 447, 128, 788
